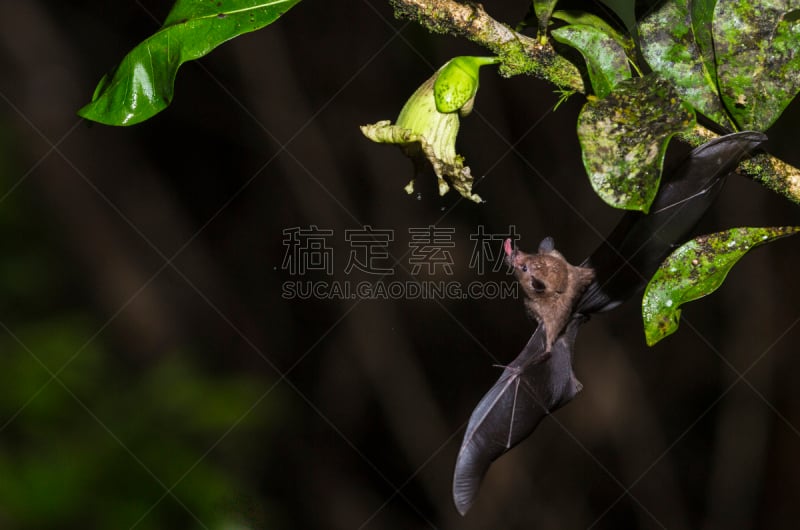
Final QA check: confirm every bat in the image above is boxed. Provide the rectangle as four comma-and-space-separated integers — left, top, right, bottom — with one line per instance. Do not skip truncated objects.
453, 262, 588, 516
504, 236, 594, 353
452, 131, 767, 516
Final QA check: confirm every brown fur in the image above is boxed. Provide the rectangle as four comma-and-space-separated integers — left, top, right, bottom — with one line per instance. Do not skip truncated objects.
506, 240, 595, 352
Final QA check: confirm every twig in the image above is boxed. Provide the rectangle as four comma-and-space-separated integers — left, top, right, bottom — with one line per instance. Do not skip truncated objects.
390, 0, 800, 205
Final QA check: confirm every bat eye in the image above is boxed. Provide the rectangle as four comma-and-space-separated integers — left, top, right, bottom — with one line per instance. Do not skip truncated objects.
531, 278, 546, 293
521, 265, 528, 272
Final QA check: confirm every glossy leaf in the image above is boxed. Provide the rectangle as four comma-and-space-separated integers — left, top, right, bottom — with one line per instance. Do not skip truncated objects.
79, 0, 302, 126
642, 226, 800, 345
577, 75, 696, 212
638, 0, 734, 128
551, 23, 631, 98
713, 0, 800, 130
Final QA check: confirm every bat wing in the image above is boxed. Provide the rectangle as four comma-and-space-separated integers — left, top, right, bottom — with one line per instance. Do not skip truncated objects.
578, 131, 767, 314
452, 131, 768, 515
452, 317, 584, 515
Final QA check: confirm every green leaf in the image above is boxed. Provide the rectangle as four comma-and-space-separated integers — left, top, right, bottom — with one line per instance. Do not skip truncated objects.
551, 10, 634, 53
433, 56, 498, 114
596, 0, 636, 33
713, 0, 800, 130
576, 75, 696, 211
551, 23, 631, 98
691, 0, 719, 89
638, 0, 734, 129
78, 0, 301, 126
642, 226, 800, 346
533, 0, 560, 30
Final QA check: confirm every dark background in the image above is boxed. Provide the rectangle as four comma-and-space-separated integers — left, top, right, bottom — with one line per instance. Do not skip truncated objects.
1, 1, 799, 528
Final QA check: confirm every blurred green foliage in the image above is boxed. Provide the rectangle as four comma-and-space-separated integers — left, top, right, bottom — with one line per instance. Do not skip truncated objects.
0, 125, 282, 529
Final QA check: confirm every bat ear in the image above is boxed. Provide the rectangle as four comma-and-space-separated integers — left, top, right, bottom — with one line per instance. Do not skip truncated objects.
538, 236, 555, 253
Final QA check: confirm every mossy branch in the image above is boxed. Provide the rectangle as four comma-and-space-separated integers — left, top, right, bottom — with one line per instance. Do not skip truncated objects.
390, 0, 584, 90
390, 0, 800, 205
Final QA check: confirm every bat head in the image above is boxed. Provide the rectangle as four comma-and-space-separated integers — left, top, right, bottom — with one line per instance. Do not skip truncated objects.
504, 238, 569, 297
504, 237, 594, 351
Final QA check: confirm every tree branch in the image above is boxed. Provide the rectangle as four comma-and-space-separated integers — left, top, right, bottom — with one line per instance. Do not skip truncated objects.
390, 0, 800, 205
390, 0, 584, 90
